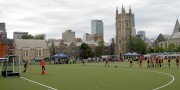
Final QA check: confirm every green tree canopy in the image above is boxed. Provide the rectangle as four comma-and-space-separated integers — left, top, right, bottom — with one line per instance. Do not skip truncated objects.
21, 34, 46, 40
34, 34, 46, 40
97, 40, 105, 56
130, 36, 147, 54
80, 43, 93, 59
21, 34, 34, 39
154, 46, 164, 53
167, 43, 176, 52
175, 45, 180, 52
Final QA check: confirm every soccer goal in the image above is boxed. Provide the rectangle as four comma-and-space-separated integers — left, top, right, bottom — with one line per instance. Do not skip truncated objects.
1, 55, 22, 77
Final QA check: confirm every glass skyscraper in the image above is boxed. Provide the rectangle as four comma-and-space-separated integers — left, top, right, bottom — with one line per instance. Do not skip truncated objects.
91, 19, 104, 41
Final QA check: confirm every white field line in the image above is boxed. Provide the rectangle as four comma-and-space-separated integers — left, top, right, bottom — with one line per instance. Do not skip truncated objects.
0, 69, 58, 90
53, 67, 175, 90
20, 77, 58, 90
1, 66, 175, 90
114, 68, 175, 90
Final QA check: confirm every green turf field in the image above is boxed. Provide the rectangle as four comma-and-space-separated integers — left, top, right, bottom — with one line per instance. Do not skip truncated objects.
0, 61, 179, 90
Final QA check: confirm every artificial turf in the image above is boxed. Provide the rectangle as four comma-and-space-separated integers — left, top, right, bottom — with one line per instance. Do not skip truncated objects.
0, 61, 179, 90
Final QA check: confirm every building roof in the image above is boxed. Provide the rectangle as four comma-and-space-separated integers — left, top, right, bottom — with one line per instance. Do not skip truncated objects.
173, 19, 180, 34
15, 39, 48, 49
162, 34, 171, 40
48, 41, 111, 47
170, 32, 180, 39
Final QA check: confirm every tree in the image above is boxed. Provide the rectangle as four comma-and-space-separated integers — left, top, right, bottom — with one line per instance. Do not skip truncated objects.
97, 40, 105, 56
34, 34, 46, 40
175, 45, 180, 52
155, 46, 164, 53
80, 43, 93, 59
21, 34, 34, 39
167, 43, 176, 52
130, 36, 147, 54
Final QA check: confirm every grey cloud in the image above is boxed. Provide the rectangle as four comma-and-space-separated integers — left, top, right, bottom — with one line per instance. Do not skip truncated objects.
1, 0, 180, 42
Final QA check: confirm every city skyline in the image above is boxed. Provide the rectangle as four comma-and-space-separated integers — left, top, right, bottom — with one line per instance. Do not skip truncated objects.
0, 0, 180, 42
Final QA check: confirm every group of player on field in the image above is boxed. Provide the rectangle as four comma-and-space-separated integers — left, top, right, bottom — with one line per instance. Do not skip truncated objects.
129, 56, 180, 68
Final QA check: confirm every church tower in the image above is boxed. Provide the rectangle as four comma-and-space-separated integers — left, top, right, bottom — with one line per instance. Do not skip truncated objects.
115, 5, 135, 58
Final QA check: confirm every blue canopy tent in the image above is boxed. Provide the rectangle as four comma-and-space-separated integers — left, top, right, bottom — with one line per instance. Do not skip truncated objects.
124, 52, 140, 61
52, 53, 68, 64
52, 53, 68, 58
124, 52, 132, 56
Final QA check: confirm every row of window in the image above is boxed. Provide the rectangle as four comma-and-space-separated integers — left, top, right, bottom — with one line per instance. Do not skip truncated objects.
23, 49, 43, 57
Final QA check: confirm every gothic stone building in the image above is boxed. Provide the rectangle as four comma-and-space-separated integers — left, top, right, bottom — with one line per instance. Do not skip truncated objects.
116, 5, 135, 58
155, 19, 180, 49
14, 39, 50, 60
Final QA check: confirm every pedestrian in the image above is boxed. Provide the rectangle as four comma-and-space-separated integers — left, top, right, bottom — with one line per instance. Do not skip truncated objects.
41, 59, 46, 75
23, 60, 28, 73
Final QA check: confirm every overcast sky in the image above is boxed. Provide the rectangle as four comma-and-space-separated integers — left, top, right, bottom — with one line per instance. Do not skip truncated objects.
0, 0, 180, 42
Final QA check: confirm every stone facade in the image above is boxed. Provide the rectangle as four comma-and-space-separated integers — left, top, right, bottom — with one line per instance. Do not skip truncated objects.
48, 40, 114, 58
14, 39, 50, 60
115, 5, 135, 57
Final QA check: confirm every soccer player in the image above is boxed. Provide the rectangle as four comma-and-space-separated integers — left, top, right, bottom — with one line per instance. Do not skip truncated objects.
139, 56, 143, 67
159, 57, 163, 67
130, 59, 133, 68
151, 56, 155, 68
82, 60, 86, 66
104, 59, 109, 67
147, 58, 150, 68
155, 57, 159, 67
23, 60, 28, 73
167, 57, 171, 67
41, 59, 46, 75
176, 56, 179, 68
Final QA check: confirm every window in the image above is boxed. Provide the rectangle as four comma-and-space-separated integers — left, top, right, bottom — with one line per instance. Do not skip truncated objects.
23, 48, 29, 57
36, 48, 43, 57
39, 49, 42, 57
26, 50, 28, 56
